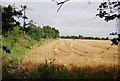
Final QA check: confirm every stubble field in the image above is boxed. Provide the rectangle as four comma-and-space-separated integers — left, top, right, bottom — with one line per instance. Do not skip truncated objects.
20, 39, 119, 79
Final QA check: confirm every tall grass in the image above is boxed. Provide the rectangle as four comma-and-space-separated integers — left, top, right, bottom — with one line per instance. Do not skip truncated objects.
3, 58, 119, 79
26, 59, 88, 79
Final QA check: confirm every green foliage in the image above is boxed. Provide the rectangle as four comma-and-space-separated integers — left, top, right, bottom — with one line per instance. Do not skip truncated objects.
26, 21, 43, 41
2, 26, 40, 66
5, 26, 23, 45
26, 20, 60, 41
42, 26, 59, 39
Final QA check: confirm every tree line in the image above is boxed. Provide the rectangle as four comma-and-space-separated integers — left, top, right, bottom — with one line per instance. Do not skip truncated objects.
2, 5, 60, 40
60, 35, 109, 40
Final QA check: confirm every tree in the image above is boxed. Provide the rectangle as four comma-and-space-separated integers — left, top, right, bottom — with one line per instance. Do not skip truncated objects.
2, 5, 24, 35
105, 37, 109, 40
42, 26, 59, 39
96, 1, 120, 22
20, 5, 28, 31
96, 0, 120, 42
26, 21, 60, 40
26, 20, 43, 41
2, 5, 29, 35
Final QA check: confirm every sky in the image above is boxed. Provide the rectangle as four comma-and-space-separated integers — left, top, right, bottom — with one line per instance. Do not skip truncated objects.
1, 1, 118, 38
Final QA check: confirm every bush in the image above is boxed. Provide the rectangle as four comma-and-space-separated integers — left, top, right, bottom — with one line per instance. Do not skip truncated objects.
2, 26, 40, 67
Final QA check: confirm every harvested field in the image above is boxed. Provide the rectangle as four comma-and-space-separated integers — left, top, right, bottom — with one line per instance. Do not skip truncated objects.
21, 39, 119, 79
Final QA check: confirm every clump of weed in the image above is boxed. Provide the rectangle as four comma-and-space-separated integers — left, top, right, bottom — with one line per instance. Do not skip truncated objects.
27, 59, 71, 79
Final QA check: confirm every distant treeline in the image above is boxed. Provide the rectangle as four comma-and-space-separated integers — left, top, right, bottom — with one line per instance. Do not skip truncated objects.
60, 35, 109, 40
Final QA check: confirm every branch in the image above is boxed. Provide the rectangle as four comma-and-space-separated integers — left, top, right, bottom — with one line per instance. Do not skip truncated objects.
51, 0, 70, 12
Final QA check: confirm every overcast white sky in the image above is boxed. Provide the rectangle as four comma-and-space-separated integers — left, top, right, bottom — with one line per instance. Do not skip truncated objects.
2, 1, 118, 38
